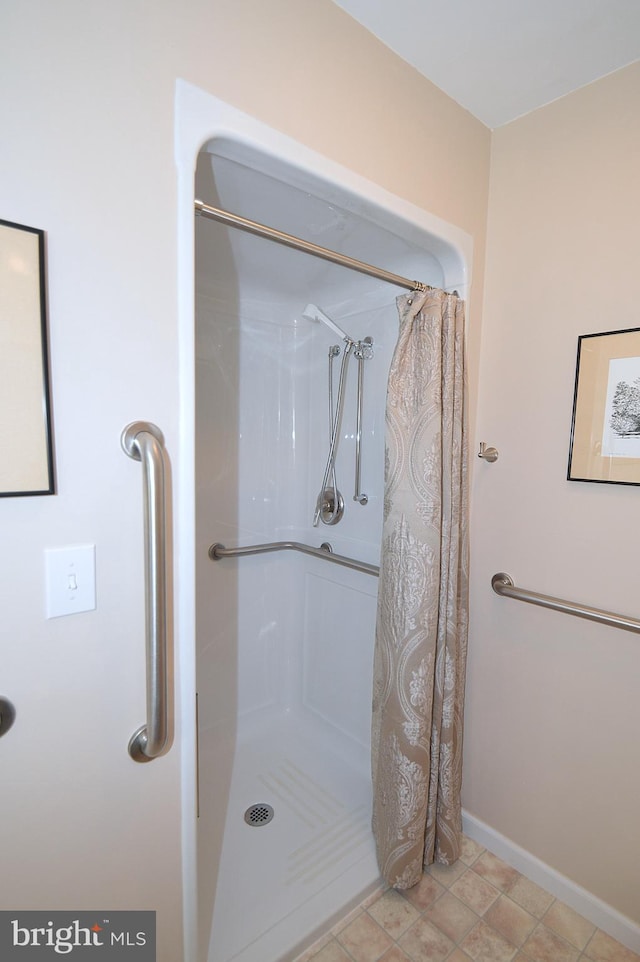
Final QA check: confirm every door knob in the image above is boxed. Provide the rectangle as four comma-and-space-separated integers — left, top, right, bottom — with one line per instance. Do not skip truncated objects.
0, 697, 16, 738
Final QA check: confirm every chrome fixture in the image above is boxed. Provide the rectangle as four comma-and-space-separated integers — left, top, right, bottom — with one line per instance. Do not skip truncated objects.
353, 337, 374, 505
317, 485, 345, 525
314, 333, 353, 526
195, 199, 430, 293
317, 337, 348, 525
492, 572, 640, 634
0, 697, 16, 738
244, 803, 275, 827
478, 441, 499, 462
304, 304, 374, 524
121, 421, 171, 762
321, 344, 345, 524
209, 540, 379, 578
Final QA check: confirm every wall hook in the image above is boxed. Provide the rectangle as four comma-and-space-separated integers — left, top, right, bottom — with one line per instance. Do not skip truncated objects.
478, 441, 499, 463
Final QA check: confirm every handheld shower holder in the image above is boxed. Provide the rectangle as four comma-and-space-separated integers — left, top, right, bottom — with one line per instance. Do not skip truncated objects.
354, 336, 374, 360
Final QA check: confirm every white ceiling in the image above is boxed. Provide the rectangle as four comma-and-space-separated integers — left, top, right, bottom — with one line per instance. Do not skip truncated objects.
331, 0, 640, 128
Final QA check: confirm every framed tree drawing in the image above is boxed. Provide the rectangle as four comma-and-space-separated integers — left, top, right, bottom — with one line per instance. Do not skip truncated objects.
568, 327, 640, 485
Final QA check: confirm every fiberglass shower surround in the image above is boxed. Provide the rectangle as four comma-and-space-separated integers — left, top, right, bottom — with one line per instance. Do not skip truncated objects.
302, 303, 374, 527
194, 138, 468, 962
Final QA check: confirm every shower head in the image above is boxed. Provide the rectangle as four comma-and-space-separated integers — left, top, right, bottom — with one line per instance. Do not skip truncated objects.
302, 303, 353, 344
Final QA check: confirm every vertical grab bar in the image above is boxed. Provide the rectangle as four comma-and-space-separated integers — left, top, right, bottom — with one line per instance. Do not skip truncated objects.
353, 337, 372, 506
121, 421, 170, 763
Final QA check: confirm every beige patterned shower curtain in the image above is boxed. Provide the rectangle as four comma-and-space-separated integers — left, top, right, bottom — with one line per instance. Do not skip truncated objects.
371, 288, 469, 889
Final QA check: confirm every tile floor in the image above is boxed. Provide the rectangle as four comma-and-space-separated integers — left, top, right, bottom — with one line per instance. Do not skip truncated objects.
293, 836, 639, 962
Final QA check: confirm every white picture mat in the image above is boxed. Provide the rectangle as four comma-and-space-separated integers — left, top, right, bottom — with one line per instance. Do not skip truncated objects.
601, 355, 640, 458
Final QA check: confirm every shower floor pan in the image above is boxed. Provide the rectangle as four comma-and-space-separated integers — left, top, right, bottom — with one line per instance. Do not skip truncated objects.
206, 711, 380, 962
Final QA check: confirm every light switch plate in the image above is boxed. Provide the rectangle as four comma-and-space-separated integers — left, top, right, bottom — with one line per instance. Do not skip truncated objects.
45, 544, 96, 618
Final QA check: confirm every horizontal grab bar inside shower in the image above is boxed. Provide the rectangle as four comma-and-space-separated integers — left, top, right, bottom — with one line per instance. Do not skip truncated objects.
492, 572, 640, 634
209, 540, 379, 577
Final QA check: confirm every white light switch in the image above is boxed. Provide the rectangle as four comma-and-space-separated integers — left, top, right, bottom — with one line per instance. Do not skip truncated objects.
45, 544, 96, 618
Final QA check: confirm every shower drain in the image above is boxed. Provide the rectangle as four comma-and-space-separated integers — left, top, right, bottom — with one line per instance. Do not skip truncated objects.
244, 803, 274, 827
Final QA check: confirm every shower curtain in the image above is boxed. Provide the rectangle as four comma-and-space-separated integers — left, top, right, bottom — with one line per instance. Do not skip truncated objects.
371, 288, 469, 889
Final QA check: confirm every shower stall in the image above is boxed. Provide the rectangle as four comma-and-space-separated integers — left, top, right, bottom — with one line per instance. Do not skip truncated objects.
188, 98, 469, 962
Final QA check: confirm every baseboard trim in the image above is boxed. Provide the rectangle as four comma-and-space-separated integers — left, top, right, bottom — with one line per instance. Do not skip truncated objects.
462, 810, 640, 954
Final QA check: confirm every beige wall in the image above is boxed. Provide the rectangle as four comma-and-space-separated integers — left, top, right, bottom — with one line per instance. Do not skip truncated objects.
0, 1, 490, 956
4, 0, 637, 944
467, 61, 640, 924
187, 0, 491, 418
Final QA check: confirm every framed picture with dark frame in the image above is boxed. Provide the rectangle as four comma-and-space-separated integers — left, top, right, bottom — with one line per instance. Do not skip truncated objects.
0, 217, 55, 496
568, 326, 640, 485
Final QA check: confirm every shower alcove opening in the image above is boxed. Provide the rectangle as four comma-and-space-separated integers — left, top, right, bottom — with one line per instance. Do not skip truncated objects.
186, 89, 471, 962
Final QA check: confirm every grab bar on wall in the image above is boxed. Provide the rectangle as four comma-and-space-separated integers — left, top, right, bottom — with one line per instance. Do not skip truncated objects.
209, 540, 379, 577
122, 421, 171, 762
491, 572, 640, 634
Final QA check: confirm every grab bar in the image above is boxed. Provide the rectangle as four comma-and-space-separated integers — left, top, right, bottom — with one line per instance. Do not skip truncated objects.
122, 421, 171, 762
353, 338, 373, 506
209, 540, 379, 577
492, 572, 640, 634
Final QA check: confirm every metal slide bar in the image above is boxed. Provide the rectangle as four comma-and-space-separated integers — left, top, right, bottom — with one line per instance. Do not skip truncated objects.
122, 421, 171, 762
195, 199, 428, 293
353, 342, 371, 506
209, 540, 379, 578
492, 572, 640, 634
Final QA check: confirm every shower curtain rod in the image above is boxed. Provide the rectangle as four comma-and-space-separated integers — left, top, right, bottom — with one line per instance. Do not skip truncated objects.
195, 198, 429, 293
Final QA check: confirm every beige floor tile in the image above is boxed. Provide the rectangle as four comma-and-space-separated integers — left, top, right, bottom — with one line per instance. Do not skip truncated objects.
459, 836, 486, 866
460, 919, 518, 962
542, 900, 596, 950
294, 930, 334, 961
484, 894, 538, 947
362, 885, 390, 910
450, 869, 500, 915
397, 916, 455, 962
424, 891, 479, 942
400, 873, 446, 910
426, 859, 467, 888
377, 947, 414, 962
584, 929, 640, 962
472, 851, 521, 893
336, 912, 394, 962
522, 922, 580, 962
309, 939, 354, 962
507, 877, 555, 919
331, 907, 364, 936
295, 843, 639, 962
367, 890, 421, 940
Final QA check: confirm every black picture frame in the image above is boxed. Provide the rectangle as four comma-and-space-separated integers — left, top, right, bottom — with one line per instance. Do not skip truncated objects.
0, 217, 55, 496
568, 326, 640, 486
